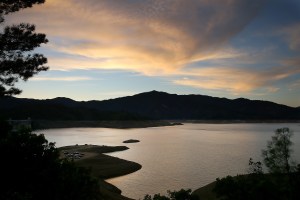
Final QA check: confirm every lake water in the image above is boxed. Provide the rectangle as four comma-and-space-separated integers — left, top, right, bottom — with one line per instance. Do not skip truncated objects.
38, 123, 300, 199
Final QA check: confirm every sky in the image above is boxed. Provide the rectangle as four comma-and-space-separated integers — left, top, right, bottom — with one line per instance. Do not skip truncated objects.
4, 0, 300, 107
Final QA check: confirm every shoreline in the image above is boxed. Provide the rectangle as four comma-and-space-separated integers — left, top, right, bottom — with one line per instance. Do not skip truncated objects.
32, 120, 182, 130
31, 119, 299, 131
169, 119, 300, 124
59, 144, 142, 200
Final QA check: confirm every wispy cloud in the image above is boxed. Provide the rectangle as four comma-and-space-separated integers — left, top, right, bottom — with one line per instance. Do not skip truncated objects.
7, 0, 266, 72
280, 23, 300, 51
174, 64, 300, 93
289, 80, 300, 90
31, 76, 94, 81
6, 0, 300, 95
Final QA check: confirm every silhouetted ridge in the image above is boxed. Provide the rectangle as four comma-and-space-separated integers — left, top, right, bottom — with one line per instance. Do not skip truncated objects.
46, 97, 78, 107
1, 91, 299, 120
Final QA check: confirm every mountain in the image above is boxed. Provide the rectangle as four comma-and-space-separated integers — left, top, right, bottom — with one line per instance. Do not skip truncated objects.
1, 91, 299, 120
84, 91, 300, 120
0, 97, 145, 121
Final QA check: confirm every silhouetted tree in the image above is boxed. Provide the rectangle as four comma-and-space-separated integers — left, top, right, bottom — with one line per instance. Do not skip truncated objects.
248, 157, 263, 174
143, 189, 198, 200
0, 123, 101, 200
213, 127, 300, 200
0, 0, 48, 96
213, 174, 281, 200
262, 127, 295, 173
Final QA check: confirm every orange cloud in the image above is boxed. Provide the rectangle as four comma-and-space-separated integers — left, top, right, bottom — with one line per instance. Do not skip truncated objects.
6, 0, 266, 74
31, 76, 94, 81
10, 0, 300, 94
174, 64, 300, 93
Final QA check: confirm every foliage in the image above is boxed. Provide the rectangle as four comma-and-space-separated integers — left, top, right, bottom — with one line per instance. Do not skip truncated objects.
262, 127, 295, 173
0, 0, 48, 96
213, 127, 300, 200
248, 157, 263, 174
214, 173, 292, 200
0, 0, 45, 22
214, 169, 300, 200
0, 121, 101, 200
143, 189, 199, 200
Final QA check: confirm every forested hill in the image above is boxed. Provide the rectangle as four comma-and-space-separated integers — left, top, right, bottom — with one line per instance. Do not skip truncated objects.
0, 97, 145, 121
1, 91, 299, 120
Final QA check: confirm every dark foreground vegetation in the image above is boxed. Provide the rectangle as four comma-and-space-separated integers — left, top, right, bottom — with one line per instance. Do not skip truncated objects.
143, 189, 199, 200
213, 169, 300, 200
0, 120, 143, 200
0, 121, 101, 200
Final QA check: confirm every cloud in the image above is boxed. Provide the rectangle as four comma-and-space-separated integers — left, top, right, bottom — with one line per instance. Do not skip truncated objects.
281, 23, 300, 51
7, 0, 300, 94
31, 76, 94, 81
6, 0, 266, 74
289, 80, 300, 90
174, 64, 300, 93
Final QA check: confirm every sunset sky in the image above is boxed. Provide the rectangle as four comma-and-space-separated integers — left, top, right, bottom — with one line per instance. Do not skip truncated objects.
5, 0, 300, 107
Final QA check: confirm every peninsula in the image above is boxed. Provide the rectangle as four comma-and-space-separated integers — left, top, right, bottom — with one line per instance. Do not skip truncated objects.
59, 145, 142, 200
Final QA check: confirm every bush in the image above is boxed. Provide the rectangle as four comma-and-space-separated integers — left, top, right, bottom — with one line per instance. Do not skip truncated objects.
0, 121, 101, 200
143, 189, 199, 200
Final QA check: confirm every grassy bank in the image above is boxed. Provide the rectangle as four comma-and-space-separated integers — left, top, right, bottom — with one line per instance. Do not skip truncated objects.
59, 145, 142, 200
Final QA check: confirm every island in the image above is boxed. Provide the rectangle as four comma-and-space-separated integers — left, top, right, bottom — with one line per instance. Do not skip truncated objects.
123, 139, 140, 143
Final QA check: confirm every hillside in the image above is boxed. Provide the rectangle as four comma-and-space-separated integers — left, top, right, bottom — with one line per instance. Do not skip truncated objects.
0, 97, 146, 121
1, 91, 299, 121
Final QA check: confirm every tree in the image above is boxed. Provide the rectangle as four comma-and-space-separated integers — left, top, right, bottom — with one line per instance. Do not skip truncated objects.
262, 127, 295, 173
0, 0, 48, 97
143, 189, 199, 200
213, 127, 300, 200
0, 124, 101, 200
248, 157, 263, 174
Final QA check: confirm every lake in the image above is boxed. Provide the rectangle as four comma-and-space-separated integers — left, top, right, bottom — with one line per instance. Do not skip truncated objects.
38, 123, 300, 199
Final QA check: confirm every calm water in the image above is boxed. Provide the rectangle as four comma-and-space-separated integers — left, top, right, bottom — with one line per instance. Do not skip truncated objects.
38, 123, 300, 199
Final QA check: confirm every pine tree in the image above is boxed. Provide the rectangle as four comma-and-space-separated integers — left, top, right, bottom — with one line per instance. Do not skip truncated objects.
0, 0, 48, 97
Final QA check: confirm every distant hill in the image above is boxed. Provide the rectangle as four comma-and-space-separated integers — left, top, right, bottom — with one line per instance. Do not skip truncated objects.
0, 97, 145, 121
0, 91, 299, 120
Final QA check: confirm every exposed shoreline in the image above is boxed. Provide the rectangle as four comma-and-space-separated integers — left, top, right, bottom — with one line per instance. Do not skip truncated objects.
32, 120, 182, 130
31, 119, 300, 131
169, 119, 300, 124
59, 144, 142, 200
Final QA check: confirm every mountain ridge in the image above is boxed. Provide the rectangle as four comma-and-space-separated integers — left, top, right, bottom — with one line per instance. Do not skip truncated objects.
0, 91, 299, 120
